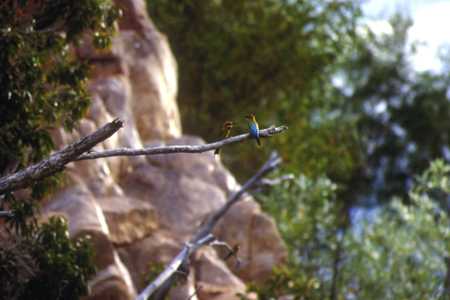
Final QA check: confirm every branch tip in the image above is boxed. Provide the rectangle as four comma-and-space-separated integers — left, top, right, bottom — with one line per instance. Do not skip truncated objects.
112, 118, 124, 128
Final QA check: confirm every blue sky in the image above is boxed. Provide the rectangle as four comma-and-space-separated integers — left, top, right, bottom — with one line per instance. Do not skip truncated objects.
362, 0, 450, 72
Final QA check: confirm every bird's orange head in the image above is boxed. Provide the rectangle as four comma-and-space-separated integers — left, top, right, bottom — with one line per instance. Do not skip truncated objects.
223, 121, 234, 130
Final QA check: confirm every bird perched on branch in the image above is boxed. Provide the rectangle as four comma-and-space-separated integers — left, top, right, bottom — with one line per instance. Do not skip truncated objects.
245, 113, 261, 147
214, 121, 234, 155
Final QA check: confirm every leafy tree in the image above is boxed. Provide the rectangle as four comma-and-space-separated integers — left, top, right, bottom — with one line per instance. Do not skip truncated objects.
147, 2, 450, 299
340, 160, 450, 299
0, 217, 95, 300
0, 1, 118, 298
338, 15, 450, 203
249, 160, 450, 300
147, 0, 362, 180
0, 0, 117, 178
147, 2, 449, 298
245, 13, 450, 299
148, 1, 450, 205
254, 173, 342, 299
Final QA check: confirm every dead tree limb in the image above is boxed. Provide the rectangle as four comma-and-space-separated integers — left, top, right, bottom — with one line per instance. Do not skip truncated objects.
77, 125, 288, 161
192, 151, 282, 242
137, 234, 215, 300
259, 174, 295, 187
0, 210, 13, 218
0, 119, 286, 195
0, 118, 124, 194
136, 152, 283, 300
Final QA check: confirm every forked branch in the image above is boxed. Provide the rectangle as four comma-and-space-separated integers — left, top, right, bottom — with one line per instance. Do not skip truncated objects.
136, 152, 283, 300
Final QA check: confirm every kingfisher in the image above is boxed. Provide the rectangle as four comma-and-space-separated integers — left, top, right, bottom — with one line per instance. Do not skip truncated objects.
214, 121, 234, 155
245, 113, 261, 147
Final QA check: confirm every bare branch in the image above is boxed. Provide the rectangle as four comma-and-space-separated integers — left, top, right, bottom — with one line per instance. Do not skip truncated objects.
0, 119, 123, 195
77, 125, 288, 161
136, 234, 215, 300
192, 152, 282, 242
0, 120, 287, 196
259, 174, 295, 187
0, 210, 13, 218
136, 152, 282, 300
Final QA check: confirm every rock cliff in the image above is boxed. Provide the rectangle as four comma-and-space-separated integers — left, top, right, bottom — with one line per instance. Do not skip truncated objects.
43, 1, 287, 299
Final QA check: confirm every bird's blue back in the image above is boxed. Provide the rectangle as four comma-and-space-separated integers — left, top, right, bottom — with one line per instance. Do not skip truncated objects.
248, 122, 259, 138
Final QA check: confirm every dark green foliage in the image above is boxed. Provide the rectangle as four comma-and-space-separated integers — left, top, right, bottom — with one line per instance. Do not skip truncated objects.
0, 0, 117, 179
19, 217, 95, 300
238, 265, 320, 300
1, 194, 95, 300
147, 0, 450, 203
248, 15, 450, 297
254, 174, 341, 299
0, 217, 95, 300
0, 1, 117, 299
145, 262, 165, 284
3, 193, 38, 237
0, 236, 36, 299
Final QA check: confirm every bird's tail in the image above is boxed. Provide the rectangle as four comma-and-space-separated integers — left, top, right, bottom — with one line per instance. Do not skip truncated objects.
256, 137, 262, 147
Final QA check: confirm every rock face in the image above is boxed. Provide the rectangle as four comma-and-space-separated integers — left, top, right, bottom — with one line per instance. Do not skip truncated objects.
43, 0, 287, 299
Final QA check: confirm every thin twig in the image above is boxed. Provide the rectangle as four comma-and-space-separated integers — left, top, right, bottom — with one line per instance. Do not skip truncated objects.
259, 174, 295, 186
211, 240, 241, 268
136, 152, 283, 300
0, 119, 124, 194
187, 285, 202, 300
210, 240, 235, 258
77, 125, 288, 161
